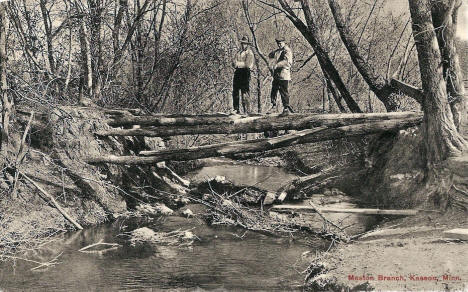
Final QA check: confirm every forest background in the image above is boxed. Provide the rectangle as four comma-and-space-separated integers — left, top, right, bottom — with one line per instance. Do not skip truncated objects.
3, 0, 468, 149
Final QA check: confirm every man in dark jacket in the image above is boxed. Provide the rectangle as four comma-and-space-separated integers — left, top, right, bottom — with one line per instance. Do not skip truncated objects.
268, 37, 293, 115
231, 35, 254, 115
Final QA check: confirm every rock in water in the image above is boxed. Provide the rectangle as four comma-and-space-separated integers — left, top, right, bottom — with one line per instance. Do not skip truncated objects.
182, 208, 194, 218
154, 203, 174, 215
263, 192, 276, 205
130, 227, 156, 242
277, 192, 287, 202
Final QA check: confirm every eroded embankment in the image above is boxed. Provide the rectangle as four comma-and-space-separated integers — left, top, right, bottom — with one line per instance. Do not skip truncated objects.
0, 106, 189, 256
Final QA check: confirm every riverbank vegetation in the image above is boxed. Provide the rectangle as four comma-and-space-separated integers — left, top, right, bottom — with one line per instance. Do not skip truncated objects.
0, 0, 467, 290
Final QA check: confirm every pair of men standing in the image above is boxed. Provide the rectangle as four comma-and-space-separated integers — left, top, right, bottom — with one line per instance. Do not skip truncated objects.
231, 36, 293, 115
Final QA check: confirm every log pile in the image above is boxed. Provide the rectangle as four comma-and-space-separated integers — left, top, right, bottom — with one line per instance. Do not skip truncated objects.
87, 114, 422, 164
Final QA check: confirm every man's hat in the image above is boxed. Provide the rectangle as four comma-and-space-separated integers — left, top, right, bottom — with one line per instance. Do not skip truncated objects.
240, 35, 251, 44
275, 36, 286, 43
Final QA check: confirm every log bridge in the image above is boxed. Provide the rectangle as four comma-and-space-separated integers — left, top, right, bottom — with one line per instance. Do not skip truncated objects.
86, 111, 422, 164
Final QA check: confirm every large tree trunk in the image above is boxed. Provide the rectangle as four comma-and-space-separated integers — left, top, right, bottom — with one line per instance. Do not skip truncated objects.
0, 2, 12, 154
87, 118, 421, 164
431, 0, 466, 130
99, 112, 422, 137
408, 0, 467, 166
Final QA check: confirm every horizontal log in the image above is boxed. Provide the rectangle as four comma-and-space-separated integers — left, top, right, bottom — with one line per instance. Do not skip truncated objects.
107, 112, 235, 127
443, 229, 468, 240
390, 78, 424, 104
99, 112, 423, 137
85, 118, 421, 165
270, 205, 439, 215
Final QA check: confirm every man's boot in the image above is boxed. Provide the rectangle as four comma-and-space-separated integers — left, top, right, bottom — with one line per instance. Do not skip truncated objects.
267, 103, 277, 114
280, 107, 291, 116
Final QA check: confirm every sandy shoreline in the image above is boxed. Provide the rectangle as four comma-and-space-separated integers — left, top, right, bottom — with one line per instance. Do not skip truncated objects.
306, 212, 468, 291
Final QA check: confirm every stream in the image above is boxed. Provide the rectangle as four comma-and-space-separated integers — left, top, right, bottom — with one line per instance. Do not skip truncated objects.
0, 161, 376, 291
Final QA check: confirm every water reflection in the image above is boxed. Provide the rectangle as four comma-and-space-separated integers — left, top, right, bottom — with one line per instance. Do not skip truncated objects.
0, 217, 317, 291
189, 164, 298, 192
0, 163, 376, 291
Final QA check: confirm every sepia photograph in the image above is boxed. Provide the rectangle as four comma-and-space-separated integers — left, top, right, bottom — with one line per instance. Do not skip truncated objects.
0, 0, 466, 291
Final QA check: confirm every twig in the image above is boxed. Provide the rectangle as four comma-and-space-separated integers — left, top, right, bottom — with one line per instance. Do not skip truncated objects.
307, 198, 350, 242
78, 239, 120, 252
1, 252, 62, 271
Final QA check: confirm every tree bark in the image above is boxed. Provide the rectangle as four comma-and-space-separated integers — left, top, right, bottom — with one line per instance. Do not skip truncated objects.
87, 118, 421, 164
0, 2, 12, 154
39, 0, 55, 75
78, 10, 93, 100
408, 0, 467, 165
431, 0, 466, 130
100, 112, 422, 137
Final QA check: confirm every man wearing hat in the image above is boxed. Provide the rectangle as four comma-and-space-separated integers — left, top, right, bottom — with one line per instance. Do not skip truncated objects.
268, 37, 294, 115
231, 35, 254, 115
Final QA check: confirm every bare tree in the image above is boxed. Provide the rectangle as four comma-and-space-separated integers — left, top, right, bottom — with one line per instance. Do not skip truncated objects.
327, 0, 400, 111
39, 0, 56, 75
76, 1, 93, 101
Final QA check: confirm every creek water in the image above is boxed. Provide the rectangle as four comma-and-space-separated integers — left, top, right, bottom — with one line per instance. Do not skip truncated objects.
188, 160, 299, 191
0, 162, 374, 291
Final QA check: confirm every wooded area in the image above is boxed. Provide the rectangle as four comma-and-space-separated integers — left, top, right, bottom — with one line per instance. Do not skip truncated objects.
0, 0, 466, 205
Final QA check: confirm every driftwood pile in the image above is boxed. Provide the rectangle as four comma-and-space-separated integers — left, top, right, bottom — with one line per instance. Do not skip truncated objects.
192, 179, 350, 242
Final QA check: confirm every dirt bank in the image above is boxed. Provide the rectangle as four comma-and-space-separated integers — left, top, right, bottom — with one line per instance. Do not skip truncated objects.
0, 106, 188, 256
305, 211, 468, 291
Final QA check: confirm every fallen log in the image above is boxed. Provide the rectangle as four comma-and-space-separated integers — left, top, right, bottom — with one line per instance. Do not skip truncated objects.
86, 118, 421, 165
443, 229, 468, 240
277, 171, 342, 199
21, 172, 84, 230
98, 112, 422, 137
107, 112, 235, 127
271, 205, 440, 215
